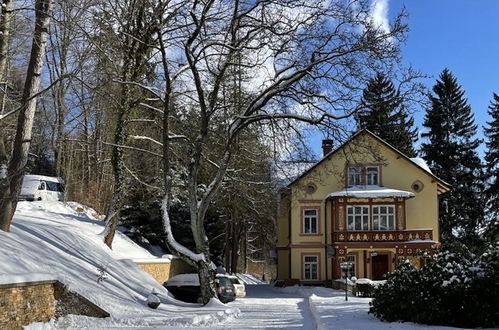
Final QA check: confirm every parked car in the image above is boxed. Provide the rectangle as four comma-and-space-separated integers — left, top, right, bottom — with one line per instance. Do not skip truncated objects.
228, 275, 246, 298
164, 273, 236, 304
19, 175, 65, 202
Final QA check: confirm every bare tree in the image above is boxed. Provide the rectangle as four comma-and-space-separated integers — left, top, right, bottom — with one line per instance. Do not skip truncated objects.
151, 0, 411, 303
0, 0, 54, 231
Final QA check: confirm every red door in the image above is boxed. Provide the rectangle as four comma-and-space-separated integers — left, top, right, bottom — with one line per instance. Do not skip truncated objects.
371, 254, 389, 280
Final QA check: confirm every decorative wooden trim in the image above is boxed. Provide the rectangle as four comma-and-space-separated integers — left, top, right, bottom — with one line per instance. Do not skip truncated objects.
300, 205, 322, 236
301, 252, 322, 281
333, 228, 433, 243
332, 241, 438, 249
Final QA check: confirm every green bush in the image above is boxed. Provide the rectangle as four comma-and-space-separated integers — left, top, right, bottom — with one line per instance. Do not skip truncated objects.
369, 243, 499, 328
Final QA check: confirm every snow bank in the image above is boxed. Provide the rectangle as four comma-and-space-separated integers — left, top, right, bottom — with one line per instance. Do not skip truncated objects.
0, 273, 57, 286
1, 201, 239, 328
285, 286, 470, 330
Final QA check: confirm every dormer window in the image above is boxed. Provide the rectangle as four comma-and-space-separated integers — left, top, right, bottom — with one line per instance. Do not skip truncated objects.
366, 166, 379, 185
348, 167, 361, 186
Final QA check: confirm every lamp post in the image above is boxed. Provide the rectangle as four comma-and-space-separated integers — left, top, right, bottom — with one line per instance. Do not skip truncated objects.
340, 261, 354, 301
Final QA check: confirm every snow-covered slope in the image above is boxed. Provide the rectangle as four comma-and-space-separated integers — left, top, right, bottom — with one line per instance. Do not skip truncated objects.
1, 201, 238, 328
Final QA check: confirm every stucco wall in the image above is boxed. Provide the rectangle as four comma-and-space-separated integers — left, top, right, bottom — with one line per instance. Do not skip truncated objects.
0, 281, 55, 330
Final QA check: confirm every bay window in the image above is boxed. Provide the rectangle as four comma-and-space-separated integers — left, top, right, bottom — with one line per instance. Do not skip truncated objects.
372, 206, 395, 230
347, 206, 369, 230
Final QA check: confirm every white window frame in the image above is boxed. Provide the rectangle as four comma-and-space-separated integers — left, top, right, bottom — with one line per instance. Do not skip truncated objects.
345, 254, 356, 278
366, 166, 379, 185
372, 205, 396, 230
348, 166, 361, 186
347, 205, 370, 231
303, 255, 319, 280
303, 209, 318, 234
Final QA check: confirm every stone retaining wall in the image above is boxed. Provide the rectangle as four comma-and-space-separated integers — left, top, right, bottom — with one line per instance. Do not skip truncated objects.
0, 280, 109, 330
0, 280, 56, 330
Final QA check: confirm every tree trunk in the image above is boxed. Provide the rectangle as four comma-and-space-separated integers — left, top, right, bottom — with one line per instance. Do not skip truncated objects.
0, 0, 54, 231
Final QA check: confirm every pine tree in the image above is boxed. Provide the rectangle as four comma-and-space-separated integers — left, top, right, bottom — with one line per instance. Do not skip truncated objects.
357, 73, 418, 157
484, 93, 499, 241
421, 69, 485, 245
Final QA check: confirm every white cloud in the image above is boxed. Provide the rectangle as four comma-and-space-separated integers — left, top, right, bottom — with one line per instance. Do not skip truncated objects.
370, 0, 390, 34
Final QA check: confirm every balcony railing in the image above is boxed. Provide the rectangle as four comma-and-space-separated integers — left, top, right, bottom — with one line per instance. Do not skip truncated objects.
332, 229, 433, 243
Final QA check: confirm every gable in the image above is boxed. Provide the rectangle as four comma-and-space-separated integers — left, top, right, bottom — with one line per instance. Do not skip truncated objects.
288, 129, 450, 194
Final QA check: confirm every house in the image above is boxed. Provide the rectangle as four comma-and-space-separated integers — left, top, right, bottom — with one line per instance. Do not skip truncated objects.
276, 129, 450, 283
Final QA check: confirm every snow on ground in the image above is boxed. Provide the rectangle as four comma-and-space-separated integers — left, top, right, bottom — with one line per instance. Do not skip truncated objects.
1, 201, 238, 329
283, 286, 475, 330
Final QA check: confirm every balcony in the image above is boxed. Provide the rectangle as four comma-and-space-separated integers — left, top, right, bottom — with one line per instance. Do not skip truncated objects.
332, 229, 433, 243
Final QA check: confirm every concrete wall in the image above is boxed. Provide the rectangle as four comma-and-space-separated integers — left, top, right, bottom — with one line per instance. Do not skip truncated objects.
0, 281, 55, 330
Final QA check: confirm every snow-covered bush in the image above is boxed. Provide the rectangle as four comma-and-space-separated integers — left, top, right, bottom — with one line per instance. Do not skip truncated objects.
369, 243, 499, 328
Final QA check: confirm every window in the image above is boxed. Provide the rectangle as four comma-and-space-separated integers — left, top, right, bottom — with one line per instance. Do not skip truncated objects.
372, 205, 395, 230
348, 167, 361, 186
347, 206, 369, 230
303, 209, 318, 234
46, 181, 64, 192
366, 166, 379, 185
345, 255, 356, 278
304, 255, 318, 280
38, 182, 46, 190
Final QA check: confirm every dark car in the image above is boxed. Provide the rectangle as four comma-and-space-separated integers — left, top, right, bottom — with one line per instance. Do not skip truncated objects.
164, 273, 236, 304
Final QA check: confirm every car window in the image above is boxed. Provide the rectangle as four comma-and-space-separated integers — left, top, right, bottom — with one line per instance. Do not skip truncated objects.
231, 278, 240, 284
46, 181, 64, 192
38, 182, 46, 190
217, 277, 232, 287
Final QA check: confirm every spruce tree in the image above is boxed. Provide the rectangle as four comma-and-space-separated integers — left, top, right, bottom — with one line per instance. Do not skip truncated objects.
484, 93, 499, 241
357, 73, 418, 157
421, 69, 485, 245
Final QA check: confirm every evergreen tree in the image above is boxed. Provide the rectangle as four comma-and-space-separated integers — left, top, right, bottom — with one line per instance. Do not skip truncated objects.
421, 69, 485, 245
357, 73, 418, 157
484, 93, 499, 241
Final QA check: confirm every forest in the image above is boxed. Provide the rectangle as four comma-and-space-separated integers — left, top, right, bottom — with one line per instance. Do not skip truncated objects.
0, 0, 497, 304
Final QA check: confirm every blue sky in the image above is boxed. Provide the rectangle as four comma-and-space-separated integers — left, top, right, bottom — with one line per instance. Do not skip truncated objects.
309, 0, 497, 158
393, 0, 498, 154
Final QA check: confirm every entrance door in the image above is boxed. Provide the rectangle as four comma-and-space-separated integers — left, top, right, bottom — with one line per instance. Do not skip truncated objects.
371, 254, 389, 280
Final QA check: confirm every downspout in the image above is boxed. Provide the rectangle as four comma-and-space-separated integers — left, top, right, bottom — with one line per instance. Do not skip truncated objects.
324, 198, 328, 283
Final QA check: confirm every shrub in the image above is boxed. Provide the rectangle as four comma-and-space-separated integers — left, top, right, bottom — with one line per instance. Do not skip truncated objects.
369, 243, 499, 328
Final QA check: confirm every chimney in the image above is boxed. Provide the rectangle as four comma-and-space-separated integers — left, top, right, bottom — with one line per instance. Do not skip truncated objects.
322, 139, 333, 156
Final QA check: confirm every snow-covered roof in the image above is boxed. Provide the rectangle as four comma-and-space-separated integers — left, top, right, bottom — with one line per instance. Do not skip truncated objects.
409, 158, 432, 174
328, 185, 415, 199
166, 273, 199, 286
273, 161, 316, 187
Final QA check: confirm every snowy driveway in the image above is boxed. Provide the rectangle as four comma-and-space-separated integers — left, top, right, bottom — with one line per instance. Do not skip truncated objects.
155, 284, 315, 330
215, 284, 314, 329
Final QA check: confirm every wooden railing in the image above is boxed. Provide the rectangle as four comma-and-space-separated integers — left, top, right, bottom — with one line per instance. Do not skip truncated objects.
332, 229, 433, 243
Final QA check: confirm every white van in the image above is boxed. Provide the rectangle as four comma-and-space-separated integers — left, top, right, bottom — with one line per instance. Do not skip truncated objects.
19, 175, 65, 201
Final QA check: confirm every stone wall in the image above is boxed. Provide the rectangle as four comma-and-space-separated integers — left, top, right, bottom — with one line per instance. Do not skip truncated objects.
0, 281, 56, 330
136, 258, 195, 284
0, 280, 109, 330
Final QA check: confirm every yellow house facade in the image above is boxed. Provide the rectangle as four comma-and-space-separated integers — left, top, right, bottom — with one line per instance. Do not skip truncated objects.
276, 129, 450, 283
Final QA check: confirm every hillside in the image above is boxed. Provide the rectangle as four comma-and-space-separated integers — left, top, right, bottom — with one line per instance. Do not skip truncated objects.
0, 201, 238, 328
